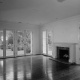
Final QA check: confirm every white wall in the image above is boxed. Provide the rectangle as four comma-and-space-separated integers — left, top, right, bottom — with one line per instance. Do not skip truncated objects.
0, 21, 41, 54
41, 15, 80, 64
42, 15, 80, 43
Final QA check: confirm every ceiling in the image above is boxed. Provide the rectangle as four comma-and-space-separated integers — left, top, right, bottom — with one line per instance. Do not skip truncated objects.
0, 0, 80, 25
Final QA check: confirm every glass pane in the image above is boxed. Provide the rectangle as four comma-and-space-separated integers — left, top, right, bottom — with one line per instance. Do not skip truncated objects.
43, 31, 46, 54
0, 31, 3, 57
25, 31, 32, 54
6, 30, 14, 56
47, 31, 53, 56
17, 31, 24, 56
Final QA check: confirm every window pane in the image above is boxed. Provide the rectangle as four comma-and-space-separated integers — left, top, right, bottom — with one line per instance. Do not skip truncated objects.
6, 30, 14, 56
47, 31, 52, 56
25, 31, 32, 54
43, 31, 46, 54
0, 31, 3, 57
17, 31, 24, 56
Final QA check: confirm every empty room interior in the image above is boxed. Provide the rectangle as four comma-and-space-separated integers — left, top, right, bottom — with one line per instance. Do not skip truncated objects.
0, 0, 80, 80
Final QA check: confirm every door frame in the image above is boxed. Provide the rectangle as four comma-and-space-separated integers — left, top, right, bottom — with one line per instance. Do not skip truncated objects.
0, 29, 32, 58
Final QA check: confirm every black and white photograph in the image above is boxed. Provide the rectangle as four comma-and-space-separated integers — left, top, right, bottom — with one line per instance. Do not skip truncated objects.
0, 0, 80, 80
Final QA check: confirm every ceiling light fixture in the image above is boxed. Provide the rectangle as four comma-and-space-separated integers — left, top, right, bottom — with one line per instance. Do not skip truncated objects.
57, 0, 66, 2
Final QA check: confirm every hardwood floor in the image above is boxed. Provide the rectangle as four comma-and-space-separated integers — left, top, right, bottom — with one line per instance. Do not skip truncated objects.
47, 58, 80, 80
0, 55, 80, 80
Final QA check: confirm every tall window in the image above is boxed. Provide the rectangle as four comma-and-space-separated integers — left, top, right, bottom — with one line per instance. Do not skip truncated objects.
6, 30, 14, 57
17, 31, 24, 56
47, 31, 53, 56
43, 31, 47, 54
43, 31, 53, 56
25, 31, 32, 54
0, 30, 32, 58
0, 31, 3, 57
17, 30, 32, 56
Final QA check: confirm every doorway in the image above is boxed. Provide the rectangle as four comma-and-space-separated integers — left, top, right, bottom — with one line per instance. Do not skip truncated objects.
0, 30, 32, 58
17, 30, 32, 56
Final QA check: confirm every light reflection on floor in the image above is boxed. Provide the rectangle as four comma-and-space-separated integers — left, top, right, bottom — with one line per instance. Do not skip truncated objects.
0, 55, 70, 80
0, 55, 46, 80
